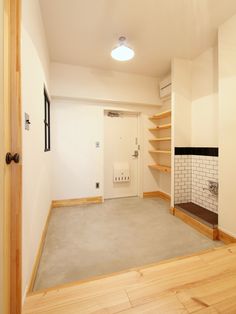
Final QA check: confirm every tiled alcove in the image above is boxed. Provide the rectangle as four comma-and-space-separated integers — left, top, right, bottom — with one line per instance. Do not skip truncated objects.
174, 148, 218, 213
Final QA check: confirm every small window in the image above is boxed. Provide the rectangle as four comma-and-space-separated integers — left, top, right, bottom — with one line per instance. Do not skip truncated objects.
44, 88, 50, 152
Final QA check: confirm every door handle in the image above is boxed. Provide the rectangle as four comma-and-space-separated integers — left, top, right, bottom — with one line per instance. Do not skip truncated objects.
132, 150, 139, 158
6, 152, 20, 164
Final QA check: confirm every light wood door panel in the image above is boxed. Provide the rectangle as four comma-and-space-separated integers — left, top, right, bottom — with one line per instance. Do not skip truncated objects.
3, 1, 22, 313
0, 1, 5, 312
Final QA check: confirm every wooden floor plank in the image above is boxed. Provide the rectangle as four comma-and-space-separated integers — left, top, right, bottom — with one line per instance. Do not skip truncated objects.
117, 294, 188, 313
23, 244, 236, 314
23, 289, 131, 314
176, 271, 236, 312
210, 294, 236, 314
125, 251, 236, 308
194, 307, 218, 313
195, 294, 236, 313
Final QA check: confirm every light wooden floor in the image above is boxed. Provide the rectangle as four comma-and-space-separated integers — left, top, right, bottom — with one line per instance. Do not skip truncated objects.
23, 244, 236, 314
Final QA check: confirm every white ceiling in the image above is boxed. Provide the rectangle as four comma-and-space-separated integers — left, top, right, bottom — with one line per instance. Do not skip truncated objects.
39, 0, 236, 77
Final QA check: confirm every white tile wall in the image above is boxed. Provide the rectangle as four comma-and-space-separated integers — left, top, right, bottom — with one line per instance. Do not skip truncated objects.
174, 155, 218, 213
191, 155, 218, 213
174, 155, 192, 203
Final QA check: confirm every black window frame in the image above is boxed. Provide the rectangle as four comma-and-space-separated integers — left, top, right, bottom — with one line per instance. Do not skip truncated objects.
44, 87, 51, 152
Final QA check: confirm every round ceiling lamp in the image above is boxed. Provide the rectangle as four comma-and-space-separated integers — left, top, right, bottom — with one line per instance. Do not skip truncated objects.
111, 36, 135, 61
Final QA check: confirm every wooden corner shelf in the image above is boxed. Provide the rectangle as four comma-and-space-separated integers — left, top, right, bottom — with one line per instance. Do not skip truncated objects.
149, 123, 171, 131
149, 150, 171, 154
148, 164, 171, 173
149, 110, 171, 120
149, 137, 171, 142
148, 110, 171, 173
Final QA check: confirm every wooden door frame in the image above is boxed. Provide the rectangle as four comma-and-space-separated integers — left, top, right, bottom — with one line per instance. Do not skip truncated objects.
4, 0, 22, 313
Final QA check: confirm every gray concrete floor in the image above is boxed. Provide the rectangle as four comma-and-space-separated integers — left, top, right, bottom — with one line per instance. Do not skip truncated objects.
33, 197, 223, 291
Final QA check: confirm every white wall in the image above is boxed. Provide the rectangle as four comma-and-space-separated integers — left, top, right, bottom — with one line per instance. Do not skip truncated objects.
50, 61, 164, 199
21, 0, 51, 297
50, 63, 160, 106
172, 58, 192, 147
51, 101, 104, 200
172, 48, 218, 149
218, 13, 236, 237
171, 58, 192, 207
191, 47, 218, 147
23, 0, 50, 81
51, 99, 161, 200
171, 51, 219, 207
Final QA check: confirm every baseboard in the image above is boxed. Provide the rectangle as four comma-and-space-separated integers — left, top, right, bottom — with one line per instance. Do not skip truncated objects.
218, 229, 236, 244
52, 196, 103, 208
173, 207, 218, 240
169, 207, 175, 215
143, 191, 171, 201
27, 196, 103, 294
27, 202, 53, 294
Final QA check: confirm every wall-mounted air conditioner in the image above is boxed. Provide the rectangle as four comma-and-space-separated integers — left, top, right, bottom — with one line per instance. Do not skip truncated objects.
159, 75, 171, 99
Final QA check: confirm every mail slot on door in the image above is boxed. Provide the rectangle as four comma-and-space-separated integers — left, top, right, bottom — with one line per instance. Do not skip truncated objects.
113, 162, 130, 183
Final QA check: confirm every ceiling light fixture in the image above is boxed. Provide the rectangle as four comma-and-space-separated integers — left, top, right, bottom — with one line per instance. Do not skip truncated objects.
111, 36, 135, 61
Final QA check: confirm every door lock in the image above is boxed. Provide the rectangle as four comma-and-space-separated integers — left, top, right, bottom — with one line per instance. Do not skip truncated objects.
132, 150, 139, 158
6, 152, 20, 164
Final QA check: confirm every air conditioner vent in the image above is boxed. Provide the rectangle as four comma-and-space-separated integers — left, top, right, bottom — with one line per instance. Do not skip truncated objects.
160, 75, 171, 99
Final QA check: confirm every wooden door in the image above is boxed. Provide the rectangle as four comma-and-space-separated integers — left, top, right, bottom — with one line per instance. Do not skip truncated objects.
0, 1, 5, 312
2, 1, 22, 313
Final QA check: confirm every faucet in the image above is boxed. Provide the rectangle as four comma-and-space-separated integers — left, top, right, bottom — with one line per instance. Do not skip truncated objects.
203, 181, 218, 196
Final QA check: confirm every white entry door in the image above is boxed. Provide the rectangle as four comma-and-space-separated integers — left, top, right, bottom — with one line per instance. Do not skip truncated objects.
104, 111, 139, 199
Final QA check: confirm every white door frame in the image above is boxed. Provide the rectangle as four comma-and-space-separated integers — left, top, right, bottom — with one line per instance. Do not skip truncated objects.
137, 112, 143, 198
103, 109, 143, 200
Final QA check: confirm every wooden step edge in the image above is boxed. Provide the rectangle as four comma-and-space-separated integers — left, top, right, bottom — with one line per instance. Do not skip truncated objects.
26, 238, 231, 299
171, 207, 218, 240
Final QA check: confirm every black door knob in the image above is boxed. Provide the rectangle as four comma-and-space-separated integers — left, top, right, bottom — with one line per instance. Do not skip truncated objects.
6, 152, 20, 164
